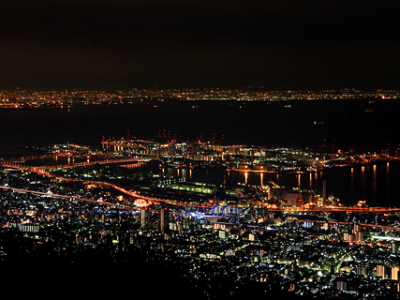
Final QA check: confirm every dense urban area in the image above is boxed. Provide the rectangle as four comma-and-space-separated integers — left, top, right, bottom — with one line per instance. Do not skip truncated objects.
1, 140, 400, 299
0, 88, 399, 108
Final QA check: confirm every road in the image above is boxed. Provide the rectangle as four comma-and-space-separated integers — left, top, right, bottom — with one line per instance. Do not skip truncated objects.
0, 186, 134, 209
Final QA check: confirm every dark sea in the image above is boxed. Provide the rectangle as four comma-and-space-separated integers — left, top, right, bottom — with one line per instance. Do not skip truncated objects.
1, 99, 400, 207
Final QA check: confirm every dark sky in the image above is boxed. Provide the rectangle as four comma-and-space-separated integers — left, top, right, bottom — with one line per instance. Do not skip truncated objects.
1, 0, 399, 89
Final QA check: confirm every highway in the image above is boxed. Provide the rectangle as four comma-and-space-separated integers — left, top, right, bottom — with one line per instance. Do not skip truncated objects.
3, 157, 400, 214
0, 186, 134, 210
1, 163, 141, 200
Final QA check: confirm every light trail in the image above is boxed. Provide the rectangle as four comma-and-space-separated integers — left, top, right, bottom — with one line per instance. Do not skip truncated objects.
0, 186, 134, 209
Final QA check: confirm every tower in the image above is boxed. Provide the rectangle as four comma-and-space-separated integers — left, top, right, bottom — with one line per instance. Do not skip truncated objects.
323, 180, 327, 206
392, 242, 398, 254
160, 206, 169, 234
141, 208, 147, 228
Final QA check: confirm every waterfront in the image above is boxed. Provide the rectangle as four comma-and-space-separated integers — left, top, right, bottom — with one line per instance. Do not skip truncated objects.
2, 99, 400, 159
159, 162, 400, 207
12, 152, 400, 208
2, 103, 400, 298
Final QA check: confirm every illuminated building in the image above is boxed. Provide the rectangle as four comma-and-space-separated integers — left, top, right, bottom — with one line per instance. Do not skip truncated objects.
391, 267, 399, 280
160, 206, 169, 234
337, 279, 347, 290
392, 242, 398, 254
356, 265, 367, 277
356, 231, 364, 242
287, 192, 302, 206
141, 208, 147, 228
343, 233, 355, 242
323, 222, 329, 231
377, 265, 385, 278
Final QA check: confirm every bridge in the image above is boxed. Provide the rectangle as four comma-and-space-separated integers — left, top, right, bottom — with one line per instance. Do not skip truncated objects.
66, 143, 90, 150
1, 160, 213, 208
2, 157, 147, 173
3, 160, 400, 214
40, 157, 147, 170
1, 152, 117, 164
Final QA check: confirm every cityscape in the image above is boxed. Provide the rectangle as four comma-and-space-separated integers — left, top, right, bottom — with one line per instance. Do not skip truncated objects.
1, 136, 400, 298
0, 88, 399, 109
1, 0, 400, 298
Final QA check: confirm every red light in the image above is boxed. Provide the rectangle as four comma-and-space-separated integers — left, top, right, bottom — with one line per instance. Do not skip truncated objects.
349, 242, 353, 246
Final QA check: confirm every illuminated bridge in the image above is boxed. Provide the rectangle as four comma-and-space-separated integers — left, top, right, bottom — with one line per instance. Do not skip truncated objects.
41, 157, 148, 170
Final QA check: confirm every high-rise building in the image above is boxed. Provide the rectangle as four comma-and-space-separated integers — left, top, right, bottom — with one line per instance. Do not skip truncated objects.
160, 206, 169, 234
323, 222, 329, 231
160, 208, 165, 233
356, 265, 367, 277
392, 242, 398, 254
141, 208, 147, 228
391, 267, 399, 280
337, 280, 347, 290
377, 265, 385, 278
287, 192, 302, 206
344, 233, 356, 242
168, 142, 176, 157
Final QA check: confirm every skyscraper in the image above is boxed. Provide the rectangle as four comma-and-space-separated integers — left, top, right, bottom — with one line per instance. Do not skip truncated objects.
141, 208, 147, 228
160, 206, 169, 234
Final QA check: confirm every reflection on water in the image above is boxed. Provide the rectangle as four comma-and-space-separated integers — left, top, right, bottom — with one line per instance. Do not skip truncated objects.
297, 174, 301, 190
161, 161, 399, 207
120, 163, 142, 169
372, 165, 377, 205
314, 171, 319, 190
361, 166, 366, 199
181, 168, 187, 179
14, 153, 400, 207
386, 163, 390, 194
350, 167, 354, 201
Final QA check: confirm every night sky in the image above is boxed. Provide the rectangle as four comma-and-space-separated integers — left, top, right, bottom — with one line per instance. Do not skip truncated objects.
1, 0, 399, 89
